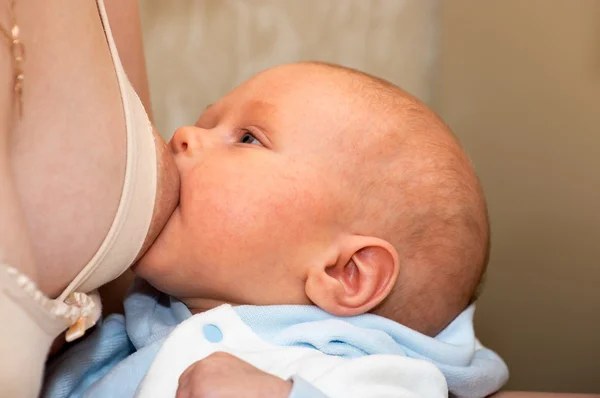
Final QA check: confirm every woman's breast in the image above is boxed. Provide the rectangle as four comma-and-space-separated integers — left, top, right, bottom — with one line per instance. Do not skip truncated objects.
8, 0, 179, 298
137, 128, 180, 267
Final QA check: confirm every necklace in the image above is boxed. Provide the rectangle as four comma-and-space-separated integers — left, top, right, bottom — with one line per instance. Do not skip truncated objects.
0, 0, 24, 118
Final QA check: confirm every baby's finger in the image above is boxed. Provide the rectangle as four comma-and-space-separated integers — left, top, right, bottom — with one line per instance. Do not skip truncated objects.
175, 383, 191, 398
177, 364, 195, 391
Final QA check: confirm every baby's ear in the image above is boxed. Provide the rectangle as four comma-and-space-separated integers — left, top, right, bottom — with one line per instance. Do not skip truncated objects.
305, 236, 400, 317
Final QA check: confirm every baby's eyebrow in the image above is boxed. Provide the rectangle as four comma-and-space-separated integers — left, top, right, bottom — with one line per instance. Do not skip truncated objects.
195, 104, 217, 127
242, 100, 279, 118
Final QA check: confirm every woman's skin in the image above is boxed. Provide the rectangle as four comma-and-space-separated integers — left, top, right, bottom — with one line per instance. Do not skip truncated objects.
0, 0, 179, 302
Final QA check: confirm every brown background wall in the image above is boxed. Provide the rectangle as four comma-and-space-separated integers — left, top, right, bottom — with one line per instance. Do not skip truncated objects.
435, 0, 600, 393
140, 0, 437, 135
141, 0, 600, 393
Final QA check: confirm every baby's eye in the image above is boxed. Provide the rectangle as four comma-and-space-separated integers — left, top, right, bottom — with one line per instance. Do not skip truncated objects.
240, 130, 263, 146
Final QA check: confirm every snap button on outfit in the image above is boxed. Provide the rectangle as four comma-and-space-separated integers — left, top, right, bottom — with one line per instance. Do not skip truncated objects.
202, 324, 223, 343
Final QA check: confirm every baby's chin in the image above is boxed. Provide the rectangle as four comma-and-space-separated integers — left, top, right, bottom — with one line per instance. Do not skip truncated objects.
132, 134, 180, 264
132, 207, 181, 285
133, 248, 197, 300
132, 251, 178, 298
131, 246, 161, 287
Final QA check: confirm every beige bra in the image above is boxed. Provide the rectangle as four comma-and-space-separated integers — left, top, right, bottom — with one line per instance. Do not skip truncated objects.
57, 0, 158, 302
0, 0, 157, 395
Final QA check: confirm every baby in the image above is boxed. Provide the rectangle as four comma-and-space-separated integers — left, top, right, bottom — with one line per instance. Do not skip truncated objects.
43, 62, 507, 398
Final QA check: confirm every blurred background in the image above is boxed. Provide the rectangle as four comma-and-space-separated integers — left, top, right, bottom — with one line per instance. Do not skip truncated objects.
139, 0, 600, 393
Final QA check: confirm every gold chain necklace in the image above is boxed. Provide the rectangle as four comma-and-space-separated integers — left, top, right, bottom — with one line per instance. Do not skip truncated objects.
0, 0, 24, 118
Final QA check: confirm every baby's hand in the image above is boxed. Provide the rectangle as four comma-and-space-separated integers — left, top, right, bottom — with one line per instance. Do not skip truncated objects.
176, 352, 293, 398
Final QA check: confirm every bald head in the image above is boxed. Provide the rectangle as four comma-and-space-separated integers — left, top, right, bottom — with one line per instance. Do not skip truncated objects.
300, 62, 489, 335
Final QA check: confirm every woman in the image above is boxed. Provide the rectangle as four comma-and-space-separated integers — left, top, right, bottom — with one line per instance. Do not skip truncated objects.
0, 0, 178, 396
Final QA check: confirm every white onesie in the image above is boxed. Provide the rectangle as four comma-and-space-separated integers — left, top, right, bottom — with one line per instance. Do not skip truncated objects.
137, 305, 448, 398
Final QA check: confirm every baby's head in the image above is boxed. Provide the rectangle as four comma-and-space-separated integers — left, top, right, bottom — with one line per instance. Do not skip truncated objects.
136, 62, 489, 336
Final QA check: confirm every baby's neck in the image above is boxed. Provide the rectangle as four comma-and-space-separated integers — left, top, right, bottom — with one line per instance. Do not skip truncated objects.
179, 296, 236, 314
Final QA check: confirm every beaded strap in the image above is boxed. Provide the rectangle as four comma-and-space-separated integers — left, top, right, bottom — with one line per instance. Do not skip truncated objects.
3, 265, 101, 341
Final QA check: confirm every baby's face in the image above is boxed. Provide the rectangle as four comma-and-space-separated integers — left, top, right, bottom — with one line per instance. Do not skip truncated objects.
135, 65, 362, 307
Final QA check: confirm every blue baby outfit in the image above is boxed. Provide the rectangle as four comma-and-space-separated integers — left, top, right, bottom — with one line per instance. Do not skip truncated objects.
43, 279, 508, 398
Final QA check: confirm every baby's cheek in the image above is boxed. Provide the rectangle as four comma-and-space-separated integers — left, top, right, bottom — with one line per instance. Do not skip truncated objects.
204, 183, 302, 258
180, 157, 327, 268
183, 186, 260, 263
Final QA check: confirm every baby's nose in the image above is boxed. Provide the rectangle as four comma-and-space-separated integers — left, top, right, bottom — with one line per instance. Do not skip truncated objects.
171, 126, 203, 155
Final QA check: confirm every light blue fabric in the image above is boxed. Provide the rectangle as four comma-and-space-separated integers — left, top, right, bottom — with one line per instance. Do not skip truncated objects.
236, 305, 509, 398
43, 279, 508, 398
43, 280, 188, 398
289, 375, 328, 398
